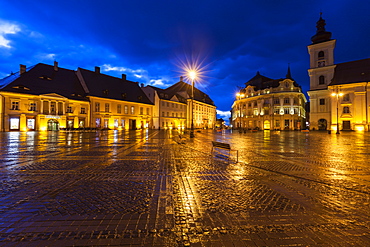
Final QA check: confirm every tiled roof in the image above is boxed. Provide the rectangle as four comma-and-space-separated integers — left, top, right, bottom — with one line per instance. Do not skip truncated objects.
244, 72, 300, 90
77, 68, 153, 105
165, 80, 215, 106
0, 63, 88, 101
329, 58, 370, 86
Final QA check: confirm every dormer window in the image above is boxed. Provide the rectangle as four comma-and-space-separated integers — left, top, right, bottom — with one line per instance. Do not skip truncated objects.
39, 76, 52, 80
12, 85, 30, 90
103, 90, 109, 95
121, 93, 127, 99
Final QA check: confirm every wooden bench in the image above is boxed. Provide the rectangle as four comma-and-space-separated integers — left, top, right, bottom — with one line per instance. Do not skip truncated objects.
211, 141, 238, 162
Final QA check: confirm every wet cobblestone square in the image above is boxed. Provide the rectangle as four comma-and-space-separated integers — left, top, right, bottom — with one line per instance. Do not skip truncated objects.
0, 129, 369, 246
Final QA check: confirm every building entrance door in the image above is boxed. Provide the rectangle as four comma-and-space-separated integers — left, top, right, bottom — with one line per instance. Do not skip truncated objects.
47, 119, 59, 131
342, 121, 351, 130
318, 119, 327, 130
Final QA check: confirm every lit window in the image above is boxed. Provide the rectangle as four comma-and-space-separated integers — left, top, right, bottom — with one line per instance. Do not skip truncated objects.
81, 107, 86, 114
95, 102, 100, 112
29, 102, 37, 111
124, 105, 128, 114
117, 104, 122, 113
11, 101, 19, 110
130, 106, 134, 114
66, 106, 73, 113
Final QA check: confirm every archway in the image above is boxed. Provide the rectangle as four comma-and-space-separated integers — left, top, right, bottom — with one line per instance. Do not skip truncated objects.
263, 120, 270, 130
47, 119, 59, 131
318, 119, 327, 130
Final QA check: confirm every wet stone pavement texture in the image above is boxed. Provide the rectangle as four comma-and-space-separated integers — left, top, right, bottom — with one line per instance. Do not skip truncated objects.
0, 130, 369, 246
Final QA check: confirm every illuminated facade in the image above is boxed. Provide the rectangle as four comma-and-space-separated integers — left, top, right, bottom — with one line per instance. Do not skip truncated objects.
77, 67, 153, 130
142, 84, 187, 129
142, 77, 216, 130
307, 15, 370, 131
0, 63, 153, 131
166, 78, 216, 129
231, 71, 307, 130
0, 63, 89, 131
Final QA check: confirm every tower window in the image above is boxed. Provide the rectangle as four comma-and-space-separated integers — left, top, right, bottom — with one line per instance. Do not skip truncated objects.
319, 75, 325, 85
318, 51, 325, 59
319, 99, 325, 105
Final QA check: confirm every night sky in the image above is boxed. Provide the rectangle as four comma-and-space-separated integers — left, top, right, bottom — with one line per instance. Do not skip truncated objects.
1, 0, 370, 121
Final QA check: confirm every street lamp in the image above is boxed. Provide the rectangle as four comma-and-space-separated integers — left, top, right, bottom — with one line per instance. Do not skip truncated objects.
236, 93, 245, 129
331, 89, 343, 134
189, 71, 196, 138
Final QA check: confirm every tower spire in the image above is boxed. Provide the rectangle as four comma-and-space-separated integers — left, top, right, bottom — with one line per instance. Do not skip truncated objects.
311, 13, 332, 44
286, 64, 292, 79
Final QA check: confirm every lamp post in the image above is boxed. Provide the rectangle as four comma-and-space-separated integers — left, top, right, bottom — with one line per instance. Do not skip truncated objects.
189, 71, 196, 138
236, 93, 245, 130
331, 89, 343, 134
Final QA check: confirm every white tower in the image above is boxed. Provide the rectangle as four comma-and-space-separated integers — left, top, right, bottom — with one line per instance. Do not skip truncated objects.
307, 14, 336, 130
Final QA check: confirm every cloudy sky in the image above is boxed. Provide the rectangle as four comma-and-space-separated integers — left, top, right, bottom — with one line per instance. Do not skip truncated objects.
1, 0, 370, 120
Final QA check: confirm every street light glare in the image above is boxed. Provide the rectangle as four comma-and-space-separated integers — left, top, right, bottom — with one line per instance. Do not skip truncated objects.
189, 71, 197, 80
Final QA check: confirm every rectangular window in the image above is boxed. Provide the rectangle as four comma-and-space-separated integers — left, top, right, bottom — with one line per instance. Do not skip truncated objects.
284, 98, 290, 104
274, 98, 280, 104
50, 102, 56, 114
10, 118, 20, 130
140, 107, 143, 115
284, 108, 290, 114
11, 101, 19, 110
81, 107, 86, 114
117, 104, 122, 113
162, 112, 165, 116
162, 101, 165, 106
124, 105, 128, 114
95, 102, 100, 112
105, 103, 109, 112
27, 119, 35, 130
146, 108, 149, 115
66, 106, 73, 113
130, 106, 134, 114
274, 108, 280, 114
275, 120, 280, 127
343, 94, 350, 102
29, 102, 37, 111
319, 99, 325, 105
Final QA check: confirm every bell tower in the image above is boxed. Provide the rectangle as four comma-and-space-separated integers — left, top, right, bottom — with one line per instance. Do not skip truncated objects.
307, 13, 336, 90
307, 14, 337, 130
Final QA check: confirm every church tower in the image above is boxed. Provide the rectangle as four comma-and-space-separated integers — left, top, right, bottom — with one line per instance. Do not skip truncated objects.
307, 14, 336, 130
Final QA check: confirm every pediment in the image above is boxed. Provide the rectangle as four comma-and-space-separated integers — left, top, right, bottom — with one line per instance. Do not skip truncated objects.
40, 93, 67, 100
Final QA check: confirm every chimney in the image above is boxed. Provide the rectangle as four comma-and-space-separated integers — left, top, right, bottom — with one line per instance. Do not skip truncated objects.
95, 66, 100, 73
122, 74, 126, 80
180, 76, 183, 82
20, 64, 26, 75
54, 61, 58, 71
141, 83, 144, 87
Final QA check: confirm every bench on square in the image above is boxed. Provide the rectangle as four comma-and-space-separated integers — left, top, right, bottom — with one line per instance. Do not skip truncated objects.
211, 141, 238, 162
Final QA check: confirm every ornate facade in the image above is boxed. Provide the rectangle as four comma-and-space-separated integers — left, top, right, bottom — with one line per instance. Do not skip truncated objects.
307, 15, 370, 131
232, 71, 307, 130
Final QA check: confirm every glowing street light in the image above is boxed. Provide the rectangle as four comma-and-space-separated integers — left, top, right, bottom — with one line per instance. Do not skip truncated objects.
331, 89, 343, 134
236, 92, 245, 129
189, 70, 197, 138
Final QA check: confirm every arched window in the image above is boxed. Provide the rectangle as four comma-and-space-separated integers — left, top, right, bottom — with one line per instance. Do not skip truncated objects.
318, 51, 325, 59
319, 75, 325, 85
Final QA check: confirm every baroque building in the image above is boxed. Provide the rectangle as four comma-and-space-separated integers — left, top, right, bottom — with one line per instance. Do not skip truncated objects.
307, 15, 370, 131
231, 70, 307, 130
